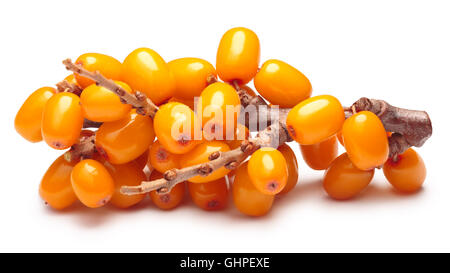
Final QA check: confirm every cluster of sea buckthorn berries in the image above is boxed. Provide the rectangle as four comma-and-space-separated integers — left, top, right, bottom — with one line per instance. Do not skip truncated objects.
14, 27, 427, 216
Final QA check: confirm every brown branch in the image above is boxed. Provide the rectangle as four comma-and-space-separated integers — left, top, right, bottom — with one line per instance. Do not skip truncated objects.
64, 134, 96, 163
121, 121, 291, 195
62, 59, 159, 118
56, 80, 83, 96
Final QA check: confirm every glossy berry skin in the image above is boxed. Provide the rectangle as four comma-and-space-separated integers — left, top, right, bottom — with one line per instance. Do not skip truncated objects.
122, 48, 175, 105
180, 141, 231, 183
168, 57, 216, 99
148, 140, 181, 173
149, 171, 185, 210
254, 59, 312, 108
216, 27, 260, 84
153, 102, 201, 155
41, 92, 84, 150
300, 136, 338, 170
225, 123, 249, 150
286, 95, 345, 145
197, 82, 241, 140
39, 155, 78, 210
383, 148, 426, 193
278, 144, 299, 194
323, 153, 374, 200
96, 110, 155, 164
80, 81, 133, 122
336, 131, 344, 146
188, 177, 228, 211
169, 96, 195, 110
64, 74, 79, 86
248, 147, 288, 195
342, 111, 389, 170
15, 87, 56, 143
103, 161, 147, 209
71, 159, 115, 208
233, 162, 274, 217
134, 149, 149, 170
74, 53, 122, 89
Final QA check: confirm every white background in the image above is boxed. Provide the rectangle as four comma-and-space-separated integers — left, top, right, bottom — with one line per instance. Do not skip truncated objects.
1, 0, 449, 252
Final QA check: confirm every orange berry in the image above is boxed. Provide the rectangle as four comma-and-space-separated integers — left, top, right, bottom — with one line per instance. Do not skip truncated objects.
39, 155, 78, 210
225, 123, 249, 150
232, 162, 274, 216
148, 140, 181, 173
15, 87, 56, 143
74, 53, 122, 89
336, 130, 344, 146
180, 141, 231, 183
71, 159, 115, 208
216, 27, 260, 84
168, 96, 195, 110
300, 136, 338, 170
103, 161, 147, 209
80, 81, 133, 122
42, 92, 84, 150
134, 149, 149, 170
188, 177, 228, 211
286, 95, 345, 145
248, 147, 288, 195
254, 59, 312, 108
149, 171, 185, 210
153, 102, 201, 154
323, 153, 374, 200
278, 144, 299, 194
96, 110, 155, 164
122, 48, 175, 105
342, 111, 389, 170
64, 74, 79, 86
383, 148, 426, 193
197, 82, 241, 140
168, 57, 216, 99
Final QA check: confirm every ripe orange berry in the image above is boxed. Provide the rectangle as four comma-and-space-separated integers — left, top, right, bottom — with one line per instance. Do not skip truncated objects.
278, 144, 299, 194
336, 130, 344, 146
383, 148, 426, 193
103, 161, 147, 209
225, 123, 249, 150
248, 147, 288, 195
153, 102, 201, 155
64, 74, 79, 86
39, 155, 78, 210
122, 48, 175, 105
96, 110, 155, 164
286, 95, 345, 145
300, 136, 338, 170
74, 53, 122, 89
168, 96, 195, 110
149, 171, 185, 210
168, 57, 216, 99
148, 140, 181, 173
80, 81, 133, 122
216, 27, 260, 84
15, 87, 56, 143
254, 59, 312, 108
188, 177, 228, 211
180, 141, 231, 183
42, 92, 84, 150
342, 111, 389, 170
71, 159, 115, 208
134, 149, 149, 170
232, 162, 274, 216
323, 153, 375, 200
197, 82, 241, 140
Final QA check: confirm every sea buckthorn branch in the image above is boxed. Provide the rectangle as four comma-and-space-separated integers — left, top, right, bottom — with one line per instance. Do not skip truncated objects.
56, 80, 83, 96
351, 97, 432, 158
121, 120, 291, 195
64, 134, 96, 163
82, 119, 102, 129
62, 59, 159, 117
